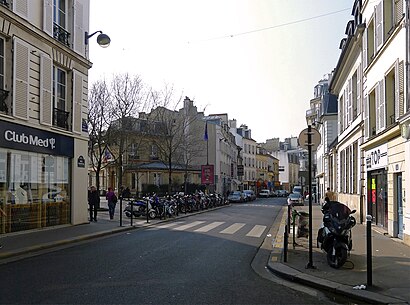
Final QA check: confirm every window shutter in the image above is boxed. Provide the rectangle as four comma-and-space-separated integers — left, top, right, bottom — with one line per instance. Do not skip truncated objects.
72, 70, 84, 134
43, 0, 53, 37
394, 0, 403, 25
364, 94, 369, 139
378, 80, 386, 131
40, 54, 53, 126
348, 78, 353, 124
357, 64, 362, 115
375, 2, 384, 51
13, 0, 29, 19
73, 1, 85, 56
363, 28, 368, 69
338, 96, 342, 133
13, 38, 29, 120
395, 59, 405, 119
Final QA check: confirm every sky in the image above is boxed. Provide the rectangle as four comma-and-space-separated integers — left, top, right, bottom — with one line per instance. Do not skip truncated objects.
88, 0, 354, 143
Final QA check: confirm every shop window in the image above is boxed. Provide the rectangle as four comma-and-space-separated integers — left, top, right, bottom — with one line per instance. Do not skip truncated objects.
0, 149, 71, 234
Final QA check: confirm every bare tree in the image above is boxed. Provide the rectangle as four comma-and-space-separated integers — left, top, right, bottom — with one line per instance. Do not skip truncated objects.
107, 73, 148, 193
88, 80, 112, 194
148, 88, 206, 195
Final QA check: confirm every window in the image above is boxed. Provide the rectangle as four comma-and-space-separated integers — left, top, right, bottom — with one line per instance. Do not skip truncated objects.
385, 66, 396, 127
53, 66, 69, 129
53, 0, 70, 46
368, 89, 377, 136
0, 37, 8, 114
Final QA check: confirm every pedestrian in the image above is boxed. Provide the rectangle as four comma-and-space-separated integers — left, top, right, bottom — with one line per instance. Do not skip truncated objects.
0, 205, 6, 249
106, 187, 117, 220
325, 187, 336, 202
88, 186, 100, 222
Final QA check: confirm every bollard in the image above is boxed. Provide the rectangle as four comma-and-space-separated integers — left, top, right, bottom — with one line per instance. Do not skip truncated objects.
119, 196, 123, 227
284, 224, 288, 262
287, 204, 291, 234
146, 199, 149, 223
130, 199, 133, 227
366, 215, 372, 286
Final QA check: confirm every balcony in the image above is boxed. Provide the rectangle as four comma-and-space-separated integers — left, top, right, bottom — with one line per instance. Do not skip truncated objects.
53, 23, 71, 47
53, 108, 70, 130
0, 88, 9, 114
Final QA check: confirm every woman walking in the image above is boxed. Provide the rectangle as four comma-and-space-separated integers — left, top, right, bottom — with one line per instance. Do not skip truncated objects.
106, 187, 117, 220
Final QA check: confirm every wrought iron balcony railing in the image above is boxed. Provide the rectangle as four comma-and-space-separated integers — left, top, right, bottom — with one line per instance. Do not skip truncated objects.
53, 23, 71, 47
0, 88, 10, 114
53, 108, 70, 130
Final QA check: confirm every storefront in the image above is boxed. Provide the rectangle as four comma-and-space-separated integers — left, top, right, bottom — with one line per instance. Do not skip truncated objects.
0, 121, 74, 234
366, 144, 388, 228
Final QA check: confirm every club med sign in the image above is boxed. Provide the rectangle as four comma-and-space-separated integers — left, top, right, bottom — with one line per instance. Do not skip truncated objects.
0, 121, 74, 157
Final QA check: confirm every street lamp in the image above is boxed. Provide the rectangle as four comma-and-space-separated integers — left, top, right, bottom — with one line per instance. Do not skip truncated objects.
85, 30, 111, 47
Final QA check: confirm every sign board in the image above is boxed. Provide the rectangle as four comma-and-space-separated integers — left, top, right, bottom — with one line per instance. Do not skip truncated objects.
298, 127, 321, 151
365, 143, 388, 170
201, 164, 214, 185
237, 164, 244, 176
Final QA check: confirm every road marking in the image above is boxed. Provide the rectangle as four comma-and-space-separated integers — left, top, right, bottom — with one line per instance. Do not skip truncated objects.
246, 225, 267, 237
172, 221, 206, 231
156, 222, 184, 229
194, 221, 225, 232
219, 223, 245, 234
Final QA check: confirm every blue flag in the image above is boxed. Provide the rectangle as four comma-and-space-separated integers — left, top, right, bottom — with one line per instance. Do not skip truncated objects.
204, 122, 208, 141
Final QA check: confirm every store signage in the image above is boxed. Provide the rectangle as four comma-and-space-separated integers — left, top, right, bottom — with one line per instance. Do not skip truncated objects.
365, 143, 388, 170
77, 155, 85, 168
201, 164, 214, 185
0, 121, 74, 158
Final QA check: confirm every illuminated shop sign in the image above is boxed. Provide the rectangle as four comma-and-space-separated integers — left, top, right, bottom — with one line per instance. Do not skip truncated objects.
0, 121, 74, 157
365, 143, 387, 170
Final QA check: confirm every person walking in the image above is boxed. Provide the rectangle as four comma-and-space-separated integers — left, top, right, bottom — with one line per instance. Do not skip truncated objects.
106, 187, 117, 220
88, 186, 100, 222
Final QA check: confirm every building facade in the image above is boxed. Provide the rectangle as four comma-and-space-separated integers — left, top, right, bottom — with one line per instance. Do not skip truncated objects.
1, 0, 92, 234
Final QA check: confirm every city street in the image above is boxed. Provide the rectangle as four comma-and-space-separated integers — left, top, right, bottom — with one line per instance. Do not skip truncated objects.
0, 197, 348, 305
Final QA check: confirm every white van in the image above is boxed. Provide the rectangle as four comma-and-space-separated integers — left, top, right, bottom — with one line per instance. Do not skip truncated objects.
293, 186, 302, 194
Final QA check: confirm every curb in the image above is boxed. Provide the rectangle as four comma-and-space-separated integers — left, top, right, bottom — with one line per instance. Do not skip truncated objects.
266, 207, 409, 305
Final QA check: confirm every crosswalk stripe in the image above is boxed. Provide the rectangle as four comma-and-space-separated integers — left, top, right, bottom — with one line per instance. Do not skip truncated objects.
246, 225, 267, 237
157, 222, 184, 229
173, 221, 206, 231
194, 221, 225, 232
219, 223, 245, 234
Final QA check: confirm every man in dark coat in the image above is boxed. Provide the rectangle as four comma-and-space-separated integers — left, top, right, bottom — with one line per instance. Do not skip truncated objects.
88, 186, 100, 222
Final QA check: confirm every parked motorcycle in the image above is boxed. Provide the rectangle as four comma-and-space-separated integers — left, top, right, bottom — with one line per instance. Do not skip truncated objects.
317, 201, 356, 268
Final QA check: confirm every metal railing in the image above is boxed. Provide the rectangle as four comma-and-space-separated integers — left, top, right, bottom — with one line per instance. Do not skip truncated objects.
53, 23, 71, 47
0, 88, 9, 114
53, 108, 70, 130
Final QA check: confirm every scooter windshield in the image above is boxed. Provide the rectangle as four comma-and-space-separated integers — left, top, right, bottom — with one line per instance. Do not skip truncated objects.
326, 201, 352, 220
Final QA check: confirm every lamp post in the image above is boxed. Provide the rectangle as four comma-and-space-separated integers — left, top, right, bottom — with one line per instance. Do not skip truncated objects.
85, 30, 111, 47
299, 121, 321, 269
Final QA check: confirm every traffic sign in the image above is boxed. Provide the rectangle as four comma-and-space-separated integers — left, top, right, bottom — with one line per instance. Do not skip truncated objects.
298, 127, 321, 151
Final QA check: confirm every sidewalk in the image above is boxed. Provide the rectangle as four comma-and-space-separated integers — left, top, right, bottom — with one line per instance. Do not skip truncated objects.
0, 198, 183, 261
268, 204, 410, 305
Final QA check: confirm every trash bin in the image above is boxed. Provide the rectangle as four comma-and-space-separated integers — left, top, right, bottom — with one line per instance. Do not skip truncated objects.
297, 211, 309, 238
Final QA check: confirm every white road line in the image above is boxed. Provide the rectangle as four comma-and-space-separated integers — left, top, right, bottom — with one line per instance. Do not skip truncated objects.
172, 221, 206, 231
219, 223, 246, 234
246, 225, 267, 238
156, 222, 184, 229
194, 221, 225, 232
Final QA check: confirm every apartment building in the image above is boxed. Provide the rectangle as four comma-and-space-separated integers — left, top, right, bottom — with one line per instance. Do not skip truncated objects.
318, 0, 409, 244
0, 0, 92, 234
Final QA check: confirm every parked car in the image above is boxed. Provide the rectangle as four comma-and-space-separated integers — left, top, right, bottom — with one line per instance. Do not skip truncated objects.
243, 190, 256, 201
258, 189, 270, 198
276, 190, 289, 197
227, 191, 245, 203
293, 185, 303, 194
287, 192, 304, 206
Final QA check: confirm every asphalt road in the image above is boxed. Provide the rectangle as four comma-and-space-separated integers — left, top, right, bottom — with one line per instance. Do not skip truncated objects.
0, 197, 345, 305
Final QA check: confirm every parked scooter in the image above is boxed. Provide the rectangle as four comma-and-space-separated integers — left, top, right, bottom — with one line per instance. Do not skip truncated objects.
317, 201, 356, 268
124, 198, 157, 219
